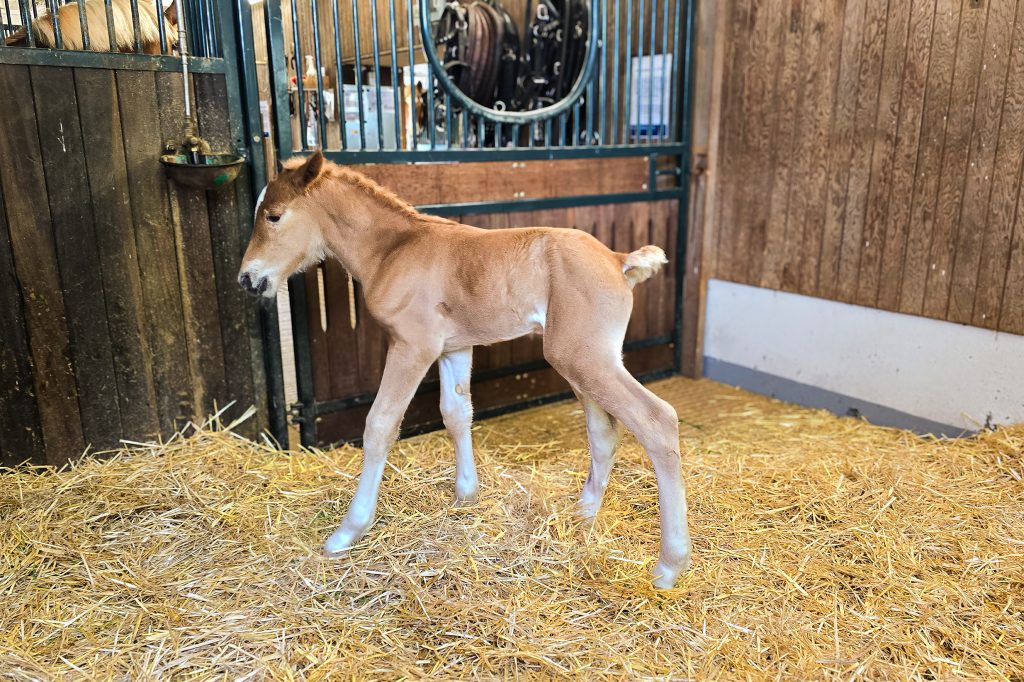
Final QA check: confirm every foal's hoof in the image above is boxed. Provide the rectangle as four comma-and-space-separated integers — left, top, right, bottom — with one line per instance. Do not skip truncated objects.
453, 491, 478, 508
575, 499, 601, 522
651, 553, 692, 589
323, 520, 372, 556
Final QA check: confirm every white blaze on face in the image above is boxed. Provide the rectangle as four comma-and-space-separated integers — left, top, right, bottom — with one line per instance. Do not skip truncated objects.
254, 185, 267, 222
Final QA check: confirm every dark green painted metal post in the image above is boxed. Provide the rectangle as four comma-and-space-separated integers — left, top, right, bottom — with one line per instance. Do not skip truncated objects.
227, 0, 289, 446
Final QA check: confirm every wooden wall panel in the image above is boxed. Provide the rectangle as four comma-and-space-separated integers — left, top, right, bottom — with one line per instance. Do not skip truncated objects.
0, 65, 268, 464
349, 157, 653, 206
0, 65, 85, 464
710, 0, 1024, 336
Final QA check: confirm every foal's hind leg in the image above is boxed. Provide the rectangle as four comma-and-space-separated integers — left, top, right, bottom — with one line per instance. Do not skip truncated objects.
547, 328, 691, 587
439, 348, 478, 505
563, 363, 691, 588
575, 394, 622, 520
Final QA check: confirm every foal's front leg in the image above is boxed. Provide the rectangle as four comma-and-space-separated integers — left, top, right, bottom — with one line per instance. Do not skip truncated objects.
324, 342, 436, 555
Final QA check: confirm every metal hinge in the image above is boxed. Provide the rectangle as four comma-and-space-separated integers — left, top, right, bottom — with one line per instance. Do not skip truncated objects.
288, 402, 307, 425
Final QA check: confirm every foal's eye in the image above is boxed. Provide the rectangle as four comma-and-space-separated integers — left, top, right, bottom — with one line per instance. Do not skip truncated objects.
266, 214, 281, 224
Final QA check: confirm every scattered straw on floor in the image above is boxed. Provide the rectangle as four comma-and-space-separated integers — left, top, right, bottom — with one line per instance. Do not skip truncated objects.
1, 377, 1023, 680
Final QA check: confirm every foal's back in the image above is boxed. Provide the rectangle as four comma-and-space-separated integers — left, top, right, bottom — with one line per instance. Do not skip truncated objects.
407, 220, 632, 350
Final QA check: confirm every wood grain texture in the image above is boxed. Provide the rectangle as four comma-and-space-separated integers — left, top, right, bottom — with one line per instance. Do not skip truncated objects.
0, 64, 85, 464
74, 68, 160, 444
32, 65, 123, 452
195, 73, 265, 437
759, 0, 807, 292
729, 0, 787, 285
854, 0, 912, 307
0, 168, 44, 465
712, 0, 1024, 337
0, 64, 269, 463
920, 0, 988, 319
347, 157, 652, 207
875, 0, 936, 310
818, 0, 867, 300
117, 69, 194, 434
974, 5, 1024, 329
898, 0, 961, 315
793, 0, 844, 296
946, 0, 1017, 323
157, 71, 228, 421
834, 0, 888, 303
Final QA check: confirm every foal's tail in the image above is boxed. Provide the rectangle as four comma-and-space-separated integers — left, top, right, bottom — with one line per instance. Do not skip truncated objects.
619, 245, 668, 288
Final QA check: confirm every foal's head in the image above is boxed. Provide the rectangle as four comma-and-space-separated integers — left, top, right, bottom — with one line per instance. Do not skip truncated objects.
238, 151, 329, 299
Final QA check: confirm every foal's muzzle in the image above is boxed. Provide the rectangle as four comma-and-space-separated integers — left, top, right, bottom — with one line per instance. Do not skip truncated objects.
238, 271, 269, 297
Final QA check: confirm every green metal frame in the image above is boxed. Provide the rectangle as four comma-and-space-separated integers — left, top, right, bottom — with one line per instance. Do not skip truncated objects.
0, 46, 227, 71
240, 0, 699, 447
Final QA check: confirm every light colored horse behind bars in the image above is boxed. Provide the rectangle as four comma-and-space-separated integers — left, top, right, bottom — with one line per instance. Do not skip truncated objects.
238, 151, 692, 588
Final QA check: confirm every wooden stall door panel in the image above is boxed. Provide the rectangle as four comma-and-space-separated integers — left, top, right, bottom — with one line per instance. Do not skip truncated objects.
33, 65, 124, 452
157, 71, 229, 422
75, 68, 160, 444
0, 64, 85, 464
117, 69, 195, 434
0, 168, 44, 465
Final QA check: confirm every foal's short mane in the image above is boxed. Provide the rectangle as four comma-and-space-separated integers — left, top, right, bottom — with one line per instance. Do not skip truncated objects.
327, 167, 420, 218
283, 156, 421, 219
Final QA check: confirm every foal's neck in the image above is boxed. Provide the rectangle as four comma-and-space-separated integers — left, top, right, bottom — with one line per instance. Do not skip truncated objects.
316, 173, 426, 286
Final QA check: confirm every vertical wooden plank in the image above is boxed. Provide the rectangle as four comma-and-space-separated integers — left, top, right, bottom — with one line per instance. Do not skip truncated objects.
195, 73, 265, 434
817, 0, 868, 299
898, 0, 962, 315
759, 0, 807, 291
729, 0, 787, 286
32, 65, 123, 452
876, 0, 937, 310
648, 200, 673, 337
617, 201, 644, 341
324, 260, 360, 400
157, 71, 229, 421
854, 0, 913, 306
834, 0, 889, 303
973, 4, 1024, 329
0, 65, 85, 464
306, 266, 334, 402
711, 0, 749, 280
920, 0, 988, 319
0, 173, 45, 465
117, 69, 193, 433
792, 0, 844, 295
716, 0, 757, 280
946, 0, 1017, 323
75, 68, 160, 443
1000, 190, 1024, 334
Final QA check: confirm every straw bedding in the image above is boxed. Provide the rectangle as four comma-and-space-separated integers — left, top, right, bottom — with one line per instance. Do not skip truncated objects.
1, 377, 1022, 680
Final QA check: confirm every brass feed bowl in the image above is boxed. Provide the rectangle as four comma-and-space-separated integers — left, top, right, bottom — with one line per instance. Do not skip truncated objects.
161, 152, 246, 190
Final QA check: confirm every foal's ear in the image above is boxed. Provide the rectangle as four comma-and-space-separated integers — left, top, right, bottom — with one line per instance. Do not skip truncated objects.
301, 149, 325, 187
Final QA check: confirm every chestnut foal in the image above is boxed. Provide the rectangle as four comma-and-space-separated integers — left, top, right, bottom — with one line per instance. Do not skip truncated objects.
239, 151, 692, 588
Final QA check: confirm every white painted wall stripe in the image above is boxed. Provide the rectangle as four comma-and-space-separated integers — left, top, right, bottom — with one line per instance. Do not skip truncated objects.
703, 279, 1024, 431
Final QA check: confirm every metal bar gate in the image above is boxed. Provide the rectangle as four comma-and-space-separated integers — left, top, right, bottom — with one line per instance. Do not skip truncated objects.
244, 0, 698, 448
